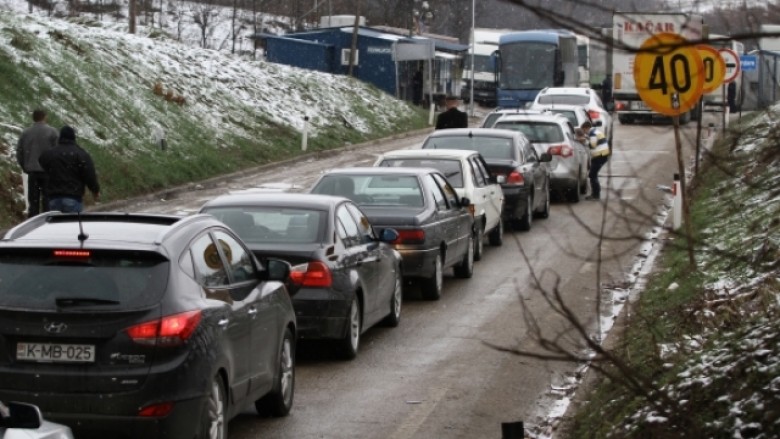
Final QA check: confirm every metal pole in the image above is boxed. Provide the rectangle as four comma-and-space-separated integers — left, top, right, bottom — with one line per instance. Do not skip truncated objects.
469, 0, 475, 117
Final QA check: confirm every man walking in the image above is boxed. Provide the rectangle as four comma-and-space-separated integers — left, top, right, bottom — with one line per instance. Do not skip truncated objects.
16, 109, 59, 217
435, 96, 468, 130
39, 125, 100, 213
581, 120, 609, 201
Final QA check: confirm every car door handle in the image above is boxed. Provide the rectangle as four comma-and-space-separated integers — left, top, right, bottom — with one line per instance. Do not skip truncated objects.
218, 318, 229, 328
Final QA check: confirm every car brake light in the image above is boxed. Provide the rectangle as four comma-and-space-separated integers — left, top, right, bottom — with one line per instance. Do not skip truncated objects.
289, 261, 332, 288
506, 171, 524, 185
588, 109, 601, 120
53, 249, 91, 258
548, 144, 573, 157
126, 310, 202, 346
138, 402, 174, 417
615, 101, 626, 111
393, 229, 425, 245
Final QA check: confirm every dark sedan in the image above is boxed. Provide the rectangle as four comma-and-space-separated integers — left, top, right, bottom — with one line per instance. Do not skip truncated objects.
310, 167, 474, 301
0, 212, 296, 439
421, 128, 552, 231
200, 193, 403, 359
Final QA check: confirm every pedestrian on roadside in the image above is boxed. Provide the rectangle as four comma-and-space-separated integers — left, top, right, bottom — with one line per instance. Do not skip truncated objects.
581, 120, 609, 201
39, 125, 100, 213
16, 109, 59, 218
435, 96, 468, 130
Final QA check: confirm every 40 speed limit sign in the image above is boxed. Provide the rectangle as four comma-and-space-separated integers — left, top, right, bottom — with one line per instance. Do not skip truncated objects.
633, 32, 705, 116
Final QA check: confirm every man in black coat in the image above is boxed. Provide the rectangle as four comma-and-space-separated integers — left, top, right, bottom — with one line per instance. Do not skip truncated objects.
435, 96, 468, 130
39, 125, 100, 213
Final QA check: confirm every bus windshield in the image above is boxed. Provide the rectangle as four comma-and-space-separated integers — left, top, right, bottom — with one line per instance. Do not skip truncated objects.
499, 42, 557, 90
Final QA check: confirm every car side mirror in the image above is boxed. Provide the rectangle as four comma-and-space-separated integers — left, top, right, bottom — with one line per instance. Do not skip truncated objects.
539, 153, 553, 163
0, 402, 43, 429
379, 228, 399, 243
265, 258, 291, 282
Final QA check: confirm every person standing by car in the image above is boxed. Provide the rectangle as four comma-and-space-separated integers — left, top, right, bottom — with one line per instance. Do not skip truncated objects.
16, 109, 59, 218
581, 120, 609, 201
39, 125, 100, 213
435, 96, 468, 130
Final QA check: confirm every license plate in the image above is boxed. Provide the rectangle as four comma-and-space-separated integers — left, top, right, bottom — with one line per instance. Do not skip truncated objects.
16, 342, 96, 363
631, 100, 650, 111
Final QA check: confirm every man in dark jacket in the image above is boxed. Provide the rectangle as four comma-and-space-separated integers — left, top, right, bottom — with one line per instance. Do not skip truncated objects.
39, 125, 100, 213
435, 96, 468, 130
16, 109, 59, 217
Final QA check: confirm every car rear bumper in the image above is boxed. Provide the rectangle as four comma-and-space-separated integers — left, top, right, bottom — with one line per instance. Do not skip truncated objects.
395, 246, 439, 279
500, 186, 531, 220
292, 288, 351, 340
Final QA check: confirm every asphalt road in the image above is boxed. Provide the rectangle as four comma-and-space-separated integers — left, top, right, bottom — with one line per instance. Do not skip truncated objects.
104, 110, 718, 438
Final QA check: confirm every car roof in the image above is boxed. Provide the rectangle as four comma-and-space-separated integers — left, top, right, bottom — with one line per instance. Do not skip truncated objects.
319, 166, 436, 176
538, 87, 594, 96
201, 192, 346, 211
379, 149, 479, 160
530, 103, 588, 112
494, 113, 569, 123
424, 128, 523, 139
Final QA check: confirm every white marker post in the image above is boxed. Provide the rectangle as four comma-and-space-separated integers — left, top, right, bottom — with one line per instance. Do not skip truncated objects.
672, 173, 682, 230
302, 116, 309, 151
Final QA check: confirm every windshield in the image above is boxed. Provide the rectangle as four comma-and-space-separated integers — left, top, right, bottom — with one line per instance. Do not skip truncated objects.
494, 121, 564, 143
422, 136, 516, 160
548, 110, 577, 126
0, 249, 169, 311
537, 95, 589, 105
499, 42, 557, 90
312, 174, 425, 208
470, 54, 494, 72
379, 159, 464, 188
205, 207, 325, 244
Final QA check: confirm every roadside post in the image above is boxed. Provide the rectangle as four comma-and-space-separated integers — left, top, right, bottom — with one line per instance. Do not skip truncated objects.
673, 173, 682, 230
302, 115, 309, 151
634, 32, 704, 268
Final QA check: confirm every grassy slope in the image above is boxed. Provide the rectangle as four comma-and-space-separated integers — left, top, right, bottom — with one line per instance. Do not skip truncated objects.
0, 14, 428, 229
567, 110, 780, 438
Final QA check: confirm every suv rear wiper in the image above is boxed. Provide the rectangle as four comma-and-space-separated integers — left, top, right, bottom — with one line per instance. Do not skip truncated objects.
55, 297, 121, 308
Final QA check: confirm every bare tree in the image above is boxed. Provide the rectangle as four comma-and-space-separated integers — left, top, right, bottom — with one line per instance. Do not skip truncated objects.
192, 3, 217, 47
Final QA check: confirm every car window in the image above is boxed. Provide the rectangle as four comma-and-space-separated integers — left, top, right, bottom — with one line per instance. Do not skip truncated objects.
421, 136, 516, 160
0, 248, 169, 311
345, 203, 375, 243
494, 121, 564, 143
524, 143, 539, 163
336, 205, 361, 247
313, 174, 423, 207
549, 110, 577, 126
205, 207, 324, 244
190, 233, 230, 288
469, 156, 487, 187
432, 173, 459, 208
379, 158, 464, 188
212, 230, 256, 285
537, 95, 589, 105
481, 112, 504, 128
473, 156, 492, 185
424, 174, 448, 210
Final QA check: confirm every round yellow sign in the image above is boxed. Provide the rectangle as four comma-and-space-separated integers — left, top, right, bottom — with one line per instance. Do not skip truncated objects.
633, 32, 705, 116
697, 45, 725, 93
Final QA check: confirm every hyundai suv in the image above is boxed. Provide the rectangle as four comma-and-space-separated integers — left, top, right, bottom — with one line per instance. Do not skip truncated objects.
0, 212, 296, 439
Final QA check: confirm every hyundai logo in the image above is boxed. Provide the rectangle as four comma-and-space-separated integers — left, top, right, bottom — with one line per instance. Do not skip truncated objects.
44, 322, 68, 334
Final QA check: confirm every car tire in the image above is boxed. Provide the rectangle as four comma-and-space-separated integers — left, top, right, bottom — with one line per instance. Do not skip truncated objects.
453, 234, 474, 279
517, 193, 533, 231
255, 328, 295, 417
337, 297, 361, 360
568, 175, 581, 203
618, 115, 631, 124
420, 254, 443, 300
200, 375, 227, 439
473, 220, 484, 261
381, 273, 403, 327
488, 217, 503, 246
536, 187, 550, 218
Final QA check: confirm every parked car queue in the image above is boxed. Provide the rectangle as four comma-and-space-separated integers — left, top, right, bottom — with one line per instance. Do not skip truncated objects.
0, 108, 610, 438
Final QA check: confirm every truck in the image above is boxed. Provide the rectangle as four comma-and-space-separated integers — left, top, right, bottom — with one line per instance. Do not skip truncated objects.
611, 12, 704, 123
461, 28, 512, 106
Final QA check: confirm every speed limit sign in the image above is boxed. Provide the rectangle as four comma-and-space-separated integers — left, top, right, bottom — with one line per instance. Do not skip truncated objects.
634, 32, 705, 116
697, 45, 726, 93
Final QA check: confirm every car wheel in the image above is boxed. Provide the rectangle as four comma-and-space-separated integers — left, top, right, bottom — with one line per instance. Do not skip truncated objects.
255, 328, 295, 417
568, 174, 581, 203
453, 234, 474, 279
338, 297, 361, 359
517, 193, 533, 231
381, 273, 403, 327
618, 115, 630, 124
488, 217, 503, 246
201, 375, 227, 439
420, 254, 443, 300
473, 220, 484, 261
580, 169, 589, 194
536, 186, 550, 219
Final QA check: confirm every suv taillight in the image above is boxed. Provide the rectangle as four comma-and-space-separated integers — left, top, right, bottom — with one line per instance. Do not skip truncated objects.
393, 229, 425, 245
290, 261, 332, 288
548, 144, 573, 157
506, 171, 524, 185
126, 310, 202, 346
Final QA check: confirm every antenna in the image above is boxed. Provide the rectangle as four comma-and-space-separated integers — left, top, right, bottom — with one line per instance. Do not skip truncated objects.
77, 212, 89, 243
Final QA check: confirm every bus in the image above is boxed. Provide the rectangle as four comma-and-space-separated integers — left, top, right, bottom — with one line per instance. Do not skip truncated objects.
496, 30, 579, 108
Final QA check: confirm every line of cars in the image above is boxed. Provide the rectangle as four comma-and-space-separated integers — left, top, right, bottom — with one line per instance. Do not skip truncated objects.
0, 86, 613, 439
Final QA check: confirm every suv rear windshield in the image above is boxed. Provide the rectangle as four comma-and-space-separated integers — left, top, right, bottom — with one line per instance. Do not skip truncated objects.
0, 249, 169, 311
537, 95, 589, 105
494, 121, 564, 143
379, 159, 464, 188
